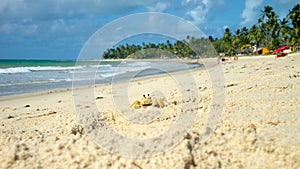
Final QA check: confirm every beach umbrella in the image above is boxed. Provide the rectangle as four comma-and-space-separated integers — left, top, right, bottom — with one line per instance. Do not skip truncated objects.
273, 46, 290, 54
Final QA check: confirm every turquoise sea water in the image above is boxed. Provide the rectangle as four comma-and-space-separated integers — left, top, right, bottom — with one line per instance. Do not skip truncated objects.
0, 59, 200, 96
0, 60, 78, 68
0, 59, 119, 68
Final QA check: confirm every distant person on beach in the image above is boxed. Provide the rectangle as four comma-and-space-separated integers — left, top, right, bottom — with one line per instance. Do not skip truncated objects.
234, 56, 238, 62
227, 56, 232, 63
221, 57, 226, 64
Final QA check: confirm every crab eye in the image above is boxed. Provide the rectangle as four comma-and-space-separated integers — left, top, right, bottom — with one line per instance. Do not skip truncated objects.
143, 94, 146, 98
148, 94, 150, 96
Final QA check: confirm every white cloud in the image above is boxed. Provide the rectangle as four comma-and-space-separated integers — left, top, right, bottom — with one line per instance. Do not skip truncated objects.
0, 0, 175, 36
186, 5, 207, 24
147, 2, 170, 12
183, 0, 224, 25
240, 0, 298, 25
23, 24, 38, 36
0, 0, 172, 20
50, 19, 66, 34
240, 0, 263, 25
0, 22, 38, 36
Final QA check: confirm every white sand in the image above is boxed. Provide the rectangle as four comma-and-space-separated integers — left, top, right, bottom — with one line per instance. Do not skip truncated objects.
0, 53, 299, 168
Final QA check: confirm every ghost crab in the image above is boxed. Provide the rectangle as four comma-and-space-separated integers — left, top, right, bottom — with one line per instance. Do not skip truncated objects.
131, 93, 165, 109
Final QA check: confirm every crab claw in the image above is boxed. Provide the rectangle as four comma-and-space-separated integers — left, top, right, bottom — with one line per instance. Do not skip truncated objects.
131, 100, 142, 109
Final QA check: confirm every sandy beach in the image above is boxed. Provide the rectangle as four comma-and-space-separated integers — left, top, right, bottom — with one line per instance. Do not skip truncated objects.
0, 53, 300, 168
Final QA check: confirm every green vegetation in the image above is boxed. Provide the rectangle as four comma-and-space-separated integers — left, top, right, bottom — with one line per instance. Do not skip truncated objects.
102, 38, 214, 59
103, 4, 300, 59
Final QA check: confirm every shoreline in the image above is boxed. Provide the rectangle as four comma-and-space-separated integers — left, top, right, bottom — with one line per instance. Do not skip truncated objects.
0, 60, 204, 99
0, 65, 204, 101
1, 52, 297, 100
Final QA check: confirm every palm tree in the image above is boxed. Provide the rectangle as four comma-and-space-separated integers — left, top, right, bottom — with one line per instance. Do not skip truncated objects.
279, 18, 291, 45
241, 27, 249, 43
257, 5, 280, 50
261, 6, 274, 21
186, 35, 190, 41
249, 25, 262, 49
222, 28, 236, 55
288, 4, 300, 48
234, 29, 241, 53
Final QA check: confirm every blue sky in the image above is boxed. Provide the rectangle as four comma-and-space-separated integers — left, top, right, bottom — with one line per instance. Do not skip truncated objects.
0, 0, 298, 60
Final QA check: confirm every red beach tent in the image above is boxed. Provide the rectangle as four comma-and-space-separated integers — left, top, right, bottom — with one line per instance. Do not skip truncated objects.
273, 46, 290, 54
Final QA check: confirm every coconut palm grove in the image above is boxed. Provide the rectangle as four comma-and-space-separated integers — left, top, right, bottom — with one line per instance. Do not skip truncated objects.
103, 4, 300, 59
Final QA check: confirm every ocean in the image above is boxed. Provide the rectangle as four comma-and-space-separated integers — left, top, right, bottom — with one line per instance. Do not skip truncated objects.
0, 59, 200, 96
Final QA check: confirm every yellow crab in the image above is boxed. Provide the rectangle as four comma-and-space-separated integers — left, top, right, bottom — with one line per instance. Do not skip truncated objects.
131, 94, 165, 109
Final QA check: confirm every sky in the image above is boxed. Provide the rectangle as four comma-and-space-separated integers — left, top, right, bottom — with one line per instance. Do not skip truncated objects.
0, 0, 298, 60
